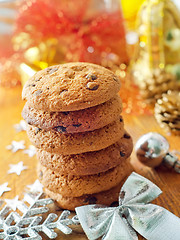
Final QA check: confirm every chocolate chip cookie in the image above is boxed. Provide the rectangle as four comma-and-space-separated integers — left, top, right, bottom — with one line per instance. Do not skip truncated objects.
22, 62, 121, 112
38, 159, 131, 197
22, 95, 122, 133
44, 171, 132, 211
26, 116, 124, 154
37, 131, 133, 175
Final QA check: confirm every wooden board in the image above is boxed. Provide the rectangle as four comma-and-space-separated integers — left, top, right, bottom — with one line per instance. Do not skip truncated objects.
0, 86, 179, 239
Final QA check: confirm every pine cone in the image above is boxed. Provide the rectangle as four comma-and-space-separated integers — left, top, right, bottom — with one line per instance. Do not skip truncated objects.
139, 69, 178, 103
155, 90, 180, 135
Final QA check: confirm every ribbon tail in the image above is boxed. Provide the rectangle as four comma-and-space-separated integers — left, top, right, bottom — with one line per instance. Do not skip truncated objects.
102, 210, 138, 240
126, 203, 180, 240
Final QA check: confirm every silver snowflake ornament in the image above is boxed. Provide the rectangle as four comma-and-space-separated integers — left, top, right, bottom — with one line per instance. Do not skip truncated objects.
0, 192, 75, 239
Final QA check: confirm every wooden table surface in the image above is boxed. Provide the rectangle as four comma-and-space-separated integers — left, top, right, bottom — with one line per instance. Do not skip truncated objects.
0, 86, 179, 240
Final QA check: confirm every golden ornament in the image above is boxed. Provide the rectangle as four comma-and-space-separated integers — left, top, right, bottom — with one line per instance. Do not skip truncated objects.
121, 0, 145, 29
16, 38, 66, 86
155, 90, 180, 135
132, 0, 180, 89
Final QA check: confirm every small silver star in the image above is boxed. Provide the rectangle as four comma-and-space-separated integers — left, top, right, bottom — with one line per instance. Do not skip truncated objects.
23, 145, 36, 157
6, 140, 25, 153
26, 179, 43, 193
8, 161, 28, 176
0, 182, 11, 197
13, 120, 27, 132
5, 196, 22, 211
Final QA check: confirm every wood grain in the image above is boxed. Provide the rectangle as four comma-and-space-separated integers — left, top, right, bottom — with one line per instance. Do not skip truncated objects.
0, 86, 179, 239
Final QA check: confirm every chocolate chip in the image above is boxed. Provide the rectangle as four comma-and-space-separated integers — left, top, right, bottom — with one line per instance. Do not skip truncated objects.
120, 151, 125, 157
34, 90, 42, 96
113, 77, 119, 82
62, 111, 69, 115
54, 126, 67, 133
72, 124, 82, 128
35, 127, 41, 134
84, 196, 97, 204
123, 133, 130, 139
48, 67, 58, 74
86, 82, 99, 91
46, 87, 49, 90
86, 74, 97, 81
86, 74, 97, 80
120, 117, 123, 122
91, 75, 97, 80
34, 77, 42, 82
60, 89, 68, 94
27, 84, 36, 87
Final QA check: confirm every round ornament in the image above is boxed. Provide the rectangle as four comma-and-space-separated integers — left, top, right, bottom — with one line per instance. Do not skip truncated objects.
135, 132, 180, 173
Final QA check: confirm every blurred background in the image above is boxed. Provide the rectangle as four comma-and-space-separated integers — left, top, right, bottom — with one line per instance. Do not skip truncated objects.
0, 0, 180, 132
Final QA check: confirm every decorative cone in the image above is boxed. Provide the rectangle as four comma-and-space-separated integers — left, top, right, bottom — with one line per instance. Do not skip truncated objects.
139, 69, 178, 103
155, 90, 180, 135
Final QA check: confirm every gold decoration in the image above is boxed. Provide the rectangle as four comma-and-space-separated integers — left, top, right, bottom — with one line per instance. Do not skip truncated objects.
16, 38, 66, 86
155, 90, 180, 135
23, 38, 66, 69
121, 0, 145, 29
19, 63, 37, 87
139, 69, 178, 103
133, 0, 180, 88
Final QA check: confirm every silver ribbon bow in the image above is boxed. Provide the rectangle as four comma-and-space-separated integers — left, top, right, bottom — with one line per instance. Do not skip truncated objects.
76, 172, 180, 240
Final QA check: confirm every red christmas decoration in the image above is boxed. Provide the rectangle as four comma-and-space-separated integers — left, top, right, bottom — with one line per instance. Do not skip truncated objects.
14, 0, 129, 64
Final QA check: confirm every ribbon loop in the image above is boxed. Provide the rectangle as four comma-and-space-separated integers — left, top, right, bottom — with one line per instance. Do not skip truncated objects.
119, 172, 162, 206
75, 172, 180, 240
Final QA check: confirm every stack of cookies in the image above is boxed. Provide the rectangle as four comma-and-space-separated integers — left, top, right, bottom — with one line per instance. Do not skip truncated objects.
22, 62, 133, 210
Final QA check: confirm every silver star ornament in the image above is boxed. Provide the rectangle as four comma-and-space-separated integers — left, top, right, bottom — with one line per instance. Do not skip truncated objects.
26, 179, 43, 193
13, 120, 27, 132
5, 196, 22, 211
23, 145, 36, 157
8, 161, 28, 176
0, 182, 11, 197
6, 140, 25, 153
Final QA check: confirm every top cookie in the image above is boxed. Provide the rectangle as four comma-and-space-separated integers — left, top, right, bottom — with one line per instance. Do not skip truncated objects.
22, 62, 121, 111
